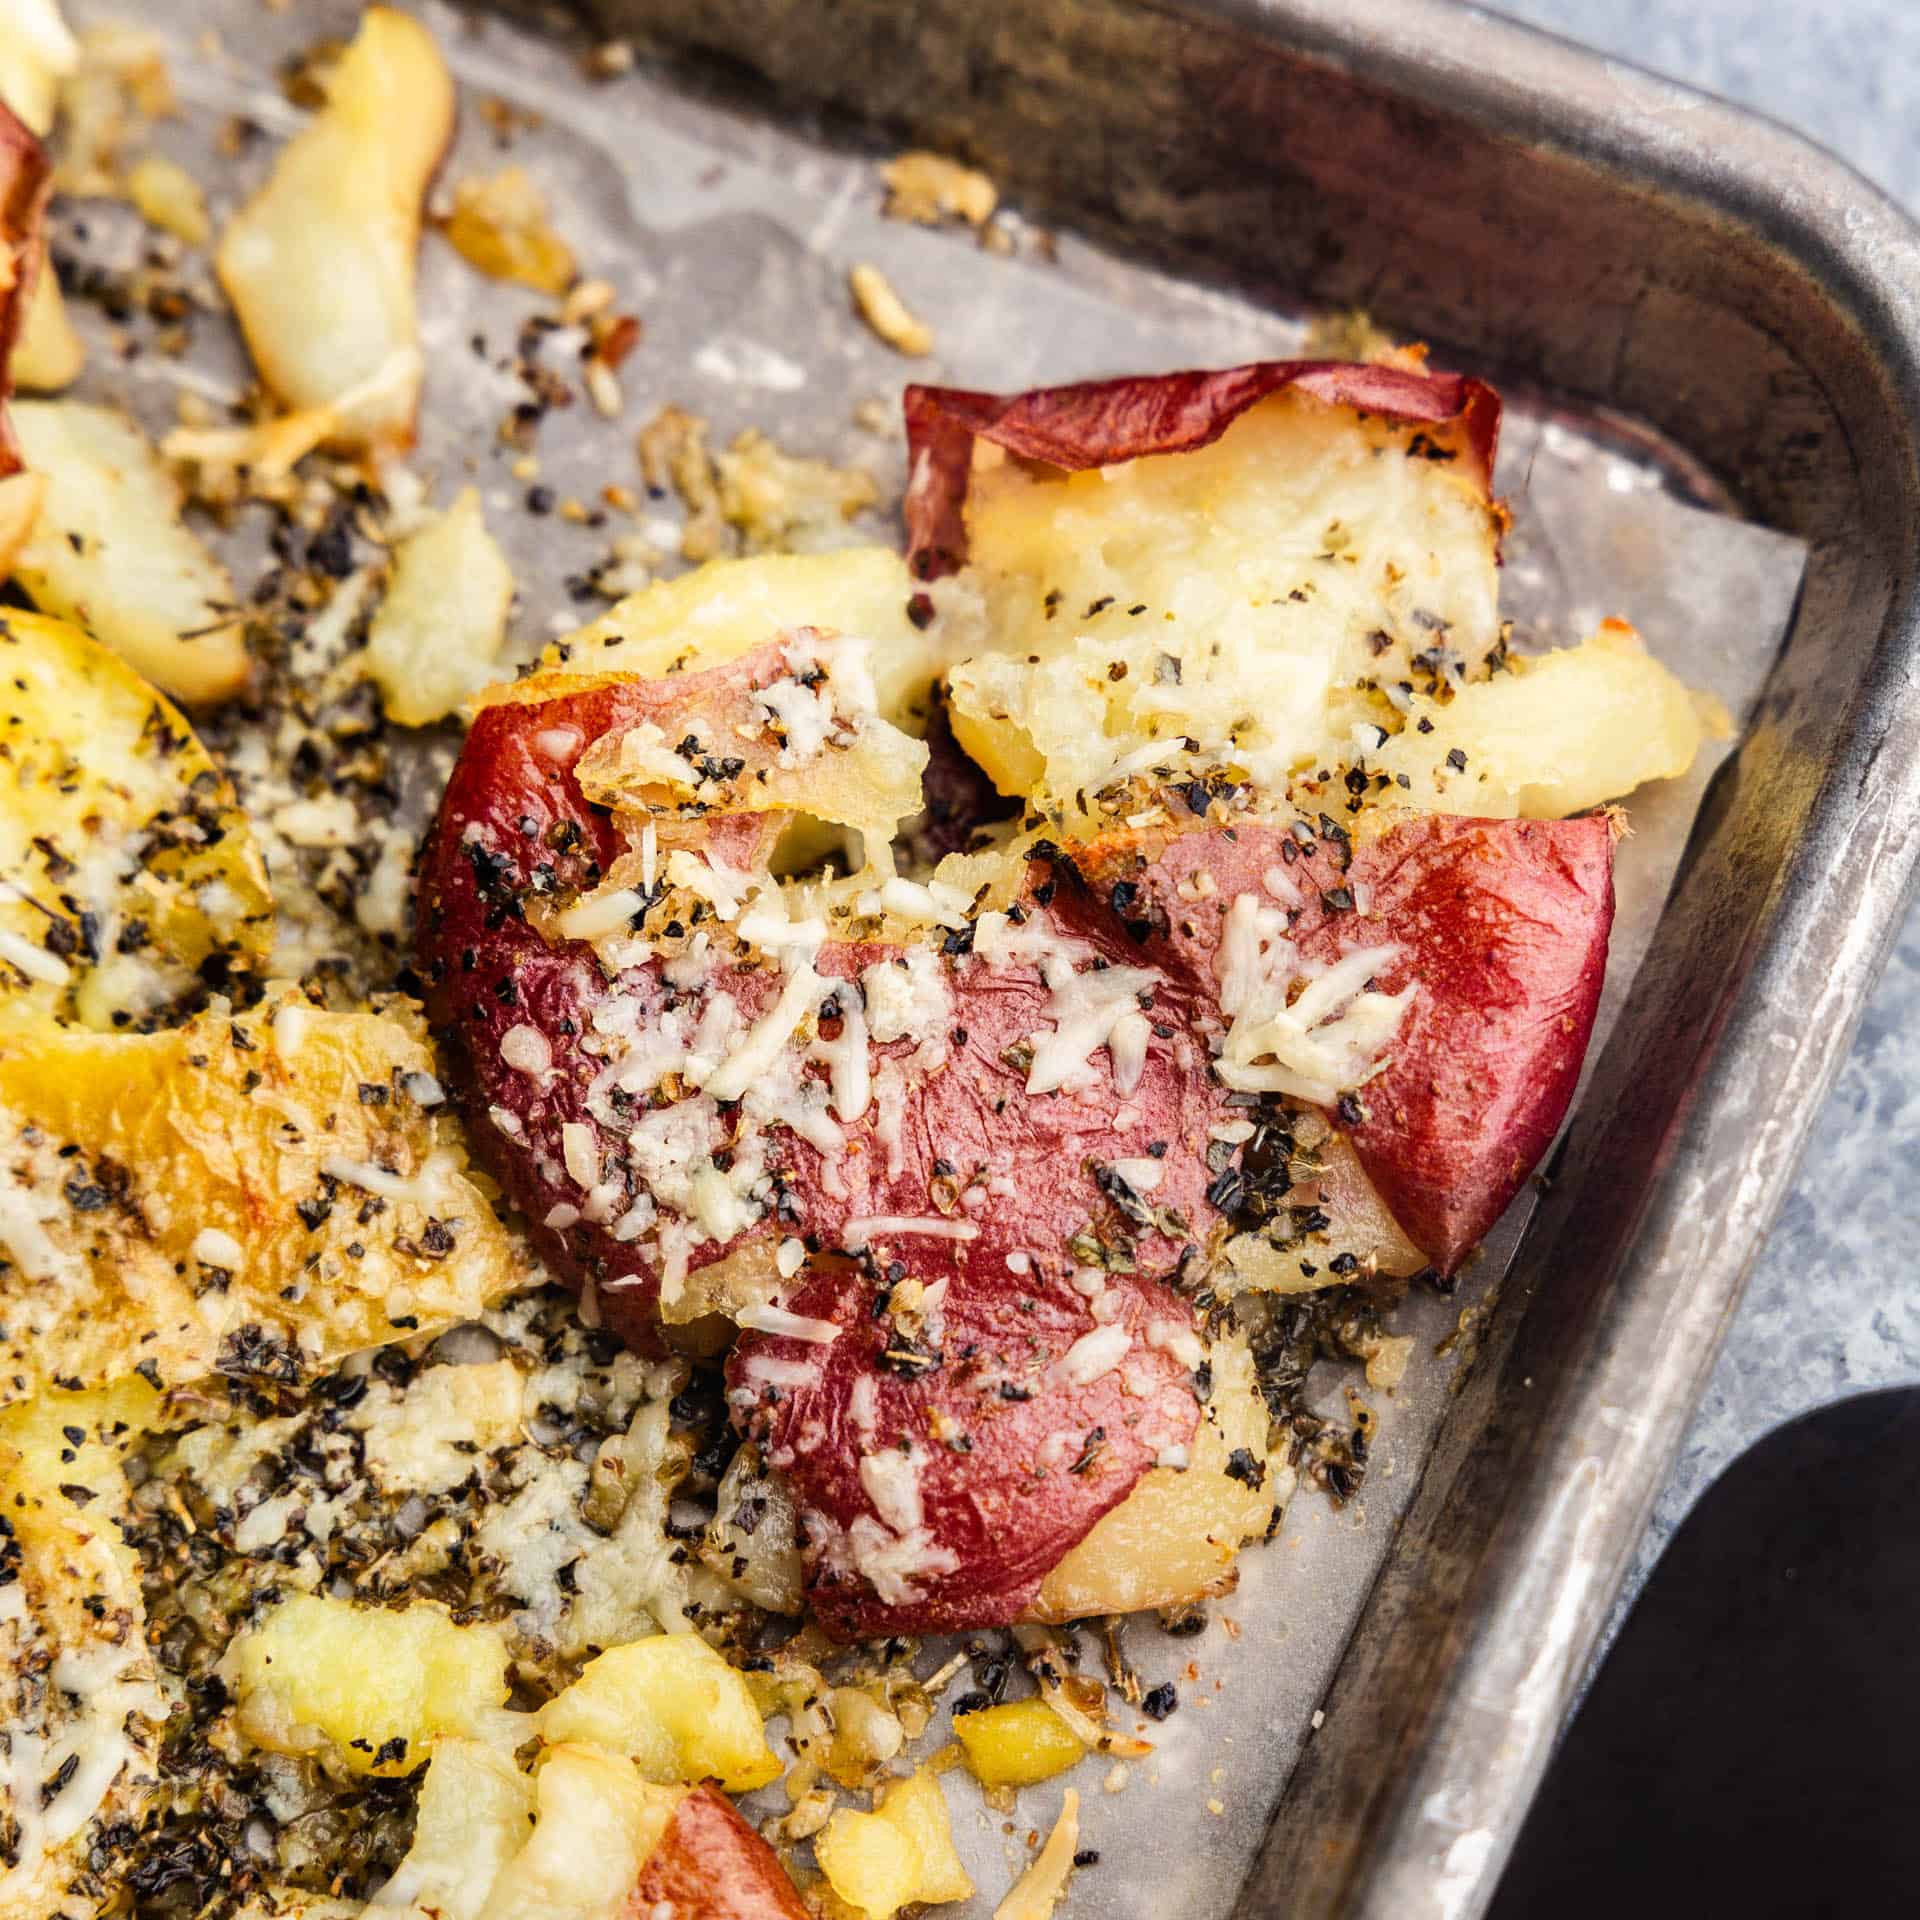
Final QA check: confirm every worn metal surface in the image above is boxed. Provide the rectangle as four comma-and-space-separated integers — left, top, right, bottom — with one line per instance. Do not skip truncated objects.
127, 0, 1920, 1914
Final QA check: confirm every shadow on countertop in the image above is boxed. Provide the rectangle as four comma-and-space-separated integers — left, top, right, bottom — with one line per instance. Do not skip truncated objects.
1491, 1385, 1920, 1915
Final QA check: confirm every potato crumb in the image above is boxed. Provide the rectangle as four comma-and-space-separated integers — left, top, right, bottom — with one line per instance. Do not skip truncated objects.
849, 262, 934, 357
442, 167, 577, 296
883, 149, 998, 228
125, 153, 210, 246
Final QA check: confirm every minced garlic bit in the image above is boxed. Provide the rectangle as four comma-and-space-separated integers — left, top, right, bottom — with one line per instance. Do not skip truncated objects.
849, 262, 934, 357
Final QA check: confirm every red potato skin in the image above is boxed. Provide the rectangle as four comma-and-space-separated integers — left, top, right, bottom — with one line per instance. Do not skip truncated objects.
902, 358, 1503, 579
727, 1255, 1202, 1639
624, 1784, 810, 1920
416, 666, 1224, 1341
1070, 812, 1616, 1271
0, 103, 49, 474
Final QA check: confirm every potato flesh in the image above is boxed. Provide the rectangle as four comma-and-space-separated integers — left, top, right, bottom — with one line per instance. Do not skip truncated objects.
0, 989, 531, 1403
944, 388, 1502, 801
10, 401, 250, 703
534, 547, 947, 734
476, 1745, 681, 1920
535, 1632, 782, 1792
0, 608, 273, 1031
228, 1593, 512, 1778
0, 1381, 164, 1920
366, 486, 515, 726
952, 1697, 1087, 1788
1029, 1331, 1285, 1621
215, 6, 452, 452
1373, 618, 1713, 817
816, 1768, 972, 1918
375, 1738, 536, 1920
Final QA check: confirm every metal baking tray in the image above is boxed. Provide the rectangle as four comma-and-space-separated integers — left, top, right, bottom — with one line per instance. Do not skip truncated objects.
108, 0, 1920, 1914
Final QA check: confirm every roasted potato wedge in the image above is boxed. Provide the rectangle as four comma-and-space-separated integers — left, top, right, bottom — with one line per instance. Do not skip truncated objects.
0, 987, 533, 1404
11, 400, 250, 703
0, 607, 272, 1030
215, 6, 453, 453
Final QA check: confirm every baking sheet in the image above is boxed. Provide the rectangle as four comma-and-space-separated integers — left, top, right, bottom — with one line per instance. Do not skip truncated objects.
66, 2, 1807, 1911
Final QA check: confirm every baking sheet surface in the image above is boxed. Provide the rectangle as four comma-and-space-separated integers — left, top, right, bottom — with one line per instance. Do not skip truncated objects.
70, 3, 1806, 1911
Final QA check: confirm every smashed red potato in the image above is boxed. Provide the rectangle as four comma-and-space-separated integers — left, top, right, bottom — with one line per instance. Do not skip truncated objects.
420, 527, 1620, 1633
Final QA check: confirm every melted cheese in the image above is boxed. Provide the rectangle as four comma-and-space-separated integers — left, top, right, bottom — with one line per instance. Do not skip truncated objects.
1213, 892, 1416, 1106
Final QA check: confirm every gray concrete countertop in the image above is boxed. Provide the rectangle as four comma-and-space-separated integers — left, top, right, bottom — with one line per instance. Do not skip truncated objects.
1491, 0, 1920, 1602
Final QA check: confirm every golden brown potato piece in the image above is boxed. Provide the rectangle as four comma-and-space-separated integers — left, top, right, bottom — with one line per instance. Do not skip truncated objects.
215, 7, 453, 454
0, 608, 272, 1030
0, 987, 533, 1404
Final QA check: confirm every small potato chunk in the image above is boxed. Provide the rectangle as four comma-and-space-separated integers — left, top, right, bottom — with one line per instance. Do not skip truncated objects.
1029, 1331, 1285, 1622
228, 1593, 512, 1778
0, 607, 273, 1031
536, 1633, 782, 1792
476, 1745, 681, 1920
12, 264, 82, 391
0, 988, 532, 1404
816, 1807, 922, 1919
11, 400, 250, 702
952, 1698, 1088, 1789
531, 547, 946, 735
1372, 618, 1714, 817
375, 1738, 535, 1920
874, 1767, 973, 1903
365, 487, 515, 725
216, 6, 453, 453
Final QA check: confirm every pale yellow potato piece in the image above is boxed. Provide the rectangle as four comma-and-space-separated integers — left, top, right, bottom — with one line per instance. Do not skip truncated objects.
11, 400, 250, 702
125, 152, 209, 247
943, 387, 1503, 802
366, 486, 515, 725
536, 1633, 782, 1792
817, 1807, 922, 1919
375, 1738, 535, 1920
0, 0, 77, 137
477, 1745, 682, 1920
0, 1380, 164, 1920
875, 1767, 973, 1904
1030, 1331, 1285, 1621
13, 265, 83, 391
952, 1699, 1087, 1789
0, 987, 532, 1404
0, 607, 273, 1031
216, 7, 453, 453
532, 547, 946, 733
1219, 1127, 1427, 1296
228, 1593, 512, 1778
1372, 617, 1714, 817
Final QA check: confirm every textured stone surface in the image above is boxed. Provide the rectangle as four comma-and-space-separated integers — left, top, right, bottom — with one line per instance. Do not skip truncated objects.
1496, 0, 1920, 1604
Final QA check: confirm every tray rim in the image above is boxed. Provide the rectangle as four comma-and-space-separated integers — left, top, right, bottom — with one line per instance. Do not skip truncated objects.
1186, 1, 1920, 1913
